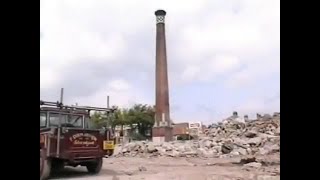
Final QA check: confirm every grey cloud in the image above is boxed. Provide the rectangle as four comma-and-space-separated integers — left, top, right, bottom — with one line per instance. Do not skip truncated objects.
40, 4, 223, 101
41, 59, 134, 101
40, 31, 159, 103
41, 0, 279, 120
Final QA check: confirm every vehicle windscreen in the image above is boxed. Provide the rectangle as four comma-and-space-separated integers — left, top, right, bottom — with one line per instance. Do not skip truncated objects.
49, 113, 83, 128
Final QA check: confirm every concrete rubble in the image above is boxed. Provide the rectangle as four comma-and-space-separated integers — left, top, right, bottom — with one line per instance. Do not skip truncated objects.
113, 113, 280, 160
50, 113, 280, 180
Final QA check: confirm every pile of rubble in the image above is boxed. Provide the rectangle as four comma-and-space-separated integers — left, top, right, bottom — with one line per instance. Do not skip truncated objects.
113, 112, 280, 159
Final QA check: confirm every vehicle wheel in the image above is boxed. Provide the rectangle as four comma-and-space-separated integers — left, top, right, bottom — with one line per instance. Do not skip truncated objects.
86, 158, 103, 174
52, 159, 64, 172
106, 150, 114, 156
40, 149, 51, 180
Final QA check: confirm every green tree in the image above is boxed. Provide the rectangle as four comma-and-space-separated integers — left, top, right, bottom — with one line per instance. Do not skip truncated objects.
89, 104, 155, 139
90, 110, 117, 130
127, 104, 155, 138
90, 111, 105, 129
112, 108, 130, 135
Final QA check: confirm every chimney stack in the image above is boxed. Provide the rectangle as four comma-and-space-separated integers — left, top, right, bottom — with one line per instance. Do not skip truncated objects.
152, 10, 173, 143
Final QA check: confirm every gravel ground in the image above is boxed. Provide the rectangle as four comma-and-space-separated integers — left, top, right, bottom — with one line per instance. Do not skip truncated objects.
50, 155, 279, 180
49, 115, 280, 180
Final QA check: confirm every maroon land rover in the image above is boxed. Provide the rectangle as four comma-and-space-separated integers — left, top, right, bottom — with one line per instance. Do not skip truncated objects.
40, 100, 116, 180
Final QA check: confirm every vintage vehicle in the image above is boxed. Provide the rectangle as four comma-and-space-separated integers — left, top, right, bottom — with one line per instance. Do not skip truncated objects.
40, 91, 116, 180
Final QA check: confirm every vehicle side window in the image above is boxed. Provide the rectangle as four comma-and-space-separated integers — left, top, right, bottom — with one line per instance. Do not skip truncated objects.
40, 112, 47, 128
49, 113, 67, 127
84, 117, 89, 128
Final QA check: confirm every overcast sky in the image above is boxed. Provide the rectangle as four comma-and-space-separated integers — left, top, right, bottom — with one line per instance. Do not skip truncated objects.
40, 0, 280, 124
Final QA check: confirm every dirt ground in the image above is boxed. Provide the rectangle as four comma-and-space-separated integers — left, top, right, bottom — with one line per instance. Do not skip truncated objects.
50, 155, 280, 180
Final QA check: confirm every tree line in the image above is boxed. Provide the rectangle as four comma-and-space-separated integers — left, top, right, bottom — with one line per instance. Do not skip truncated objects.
90, 104, 155, 140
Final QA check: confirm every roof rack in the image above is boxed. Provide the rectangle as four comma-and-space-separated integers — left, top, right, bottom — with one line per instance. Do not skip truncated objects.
40, 88, 117, 113
40, 100, 116, 113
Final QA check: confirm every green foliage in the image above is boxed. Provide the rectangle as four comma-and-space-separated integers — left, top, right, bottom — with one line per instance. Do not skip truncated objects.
90, 112, 105, 129
127, 104, 155, 136
130, 132, 148, 141
90, 104, 155, 138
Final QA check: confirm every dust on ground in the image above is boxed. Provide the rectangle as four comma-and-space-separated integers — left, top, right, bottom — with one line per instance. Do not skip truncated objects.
51, 155, 279, 180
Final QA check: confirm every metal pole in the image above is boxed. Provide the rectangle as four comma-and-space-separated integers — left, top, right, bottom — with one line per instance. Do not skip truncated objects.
107, 96, 110, 108
60, 88, 64, 104
57, 87, 64, 157
106, 95, 110, 128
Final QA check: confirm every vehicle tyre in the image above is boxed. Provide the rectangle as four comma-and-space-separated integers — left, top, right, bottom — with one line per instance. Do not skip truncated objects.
40, 149, 51, 180
107, 150, 114, 156
52, 160, 64, 172
86, 158, 103, 174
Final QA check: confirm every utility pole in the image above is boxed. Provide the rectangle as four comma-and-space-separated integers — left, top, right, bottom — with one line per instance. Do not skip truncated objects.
105, 95, 110, 128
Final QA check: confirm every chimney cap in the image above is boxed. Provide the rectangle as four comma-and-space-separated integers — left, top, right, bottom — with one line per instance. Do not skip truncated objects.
155, 10, 166, 16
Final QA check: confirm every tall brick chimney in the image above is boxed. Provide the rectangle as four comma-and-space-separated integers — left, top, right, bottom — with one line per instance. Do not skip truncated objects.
152, 10, 173, 143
